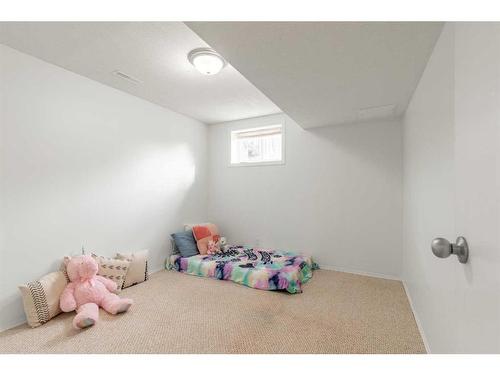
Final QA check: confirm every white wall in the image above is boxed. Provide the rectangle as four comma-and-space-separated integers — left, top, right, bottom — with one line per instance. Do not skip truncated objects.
403, 23, 500, 353
0, 44, 208, 331
402, 24, 457, 353
208, 113, 403, 278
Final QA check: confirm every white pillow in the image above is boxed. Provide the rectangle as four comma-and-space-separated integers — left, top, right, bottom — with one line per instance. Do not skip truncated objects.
18, 271, 68, 328
115, 250, 149, 288
183, 222, 210, 232
90, 253, 130, 292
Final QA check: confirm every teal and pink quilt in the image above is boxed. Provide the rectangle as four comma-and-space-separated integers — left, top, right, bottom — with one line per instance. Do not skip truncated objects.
167, 246, 317, 294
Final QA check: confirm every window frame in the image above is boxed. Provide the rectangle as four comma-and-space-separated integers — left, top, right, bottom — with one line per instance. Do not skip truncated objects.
228, 123, 286, 167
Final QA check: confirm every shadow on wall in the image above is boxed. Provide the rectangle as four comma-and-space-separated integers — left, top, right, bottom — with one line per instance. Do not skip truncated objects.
306, 117, 403, 176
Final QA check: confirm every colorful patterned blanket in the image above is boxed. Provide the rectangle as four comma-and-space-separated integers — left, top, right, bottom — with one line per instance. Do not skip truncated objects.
167, 246, 317, 294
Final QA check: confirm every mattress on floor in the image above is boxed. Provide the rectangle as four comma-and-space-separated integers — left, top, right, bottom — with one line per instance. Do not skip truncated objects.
167, 246, 317, 294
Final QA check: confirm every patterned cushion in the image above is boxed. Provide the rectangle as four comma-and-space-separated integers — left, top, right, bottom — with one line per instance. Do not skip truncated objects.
90, 253, 130, 291
115, 250, 149, 288
18, 271, 68, 328
192, 223, 220, 255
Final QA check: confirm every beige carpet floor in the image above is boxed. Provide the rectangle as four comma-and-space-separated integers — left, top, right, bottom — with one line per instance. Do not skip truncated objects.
0, 269, 425, 354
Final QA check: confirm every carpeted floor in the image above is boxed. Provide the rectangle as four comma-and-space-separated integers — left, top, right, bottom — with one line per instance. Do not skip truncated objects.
0, 269, 425, 354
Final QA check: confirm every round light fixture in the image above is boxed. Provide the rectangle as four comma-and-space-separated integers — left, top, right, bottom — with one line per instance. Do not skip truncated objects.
188, 48, 226, 75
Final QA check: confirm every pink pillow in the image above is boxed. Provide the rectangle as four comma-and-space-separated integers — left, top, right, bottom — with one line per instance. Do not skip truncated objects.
192, 224, 219, 255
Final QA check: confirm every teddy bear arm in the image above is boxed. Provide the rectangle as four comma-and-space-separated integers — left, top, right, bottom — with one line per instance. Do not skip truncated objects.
60, 283, 77, 312
95, 275, 117, 293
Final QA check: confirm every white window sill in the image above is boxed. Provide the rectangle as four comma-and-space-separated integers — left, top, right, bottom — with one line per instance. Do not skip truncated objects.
229, 160, 285, 168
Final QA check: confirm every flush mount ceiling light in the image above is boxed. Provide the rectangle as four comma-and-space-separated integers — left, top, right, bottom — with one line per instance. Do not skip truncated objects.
188, 48, 226, 75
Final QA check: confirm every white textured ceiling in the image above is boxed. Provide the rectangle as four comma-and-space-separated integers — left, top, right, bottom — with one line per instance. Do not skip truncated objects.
187, 22, 444, 128
0, 22, 281, 124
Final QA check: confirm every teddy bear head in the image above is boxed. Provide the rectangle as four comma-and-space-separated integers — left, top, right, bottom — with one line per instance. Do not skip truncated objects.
64, 255, 99, 282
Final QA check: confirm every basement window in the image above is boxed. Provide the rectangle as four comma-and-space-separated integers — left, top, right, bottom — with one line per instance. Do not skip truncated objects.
230, 124, 284, 166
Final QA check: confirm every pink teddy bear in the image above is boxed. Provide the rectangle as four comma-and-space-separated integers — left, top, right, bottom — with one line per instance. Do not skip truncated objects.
60, 255, 133, 329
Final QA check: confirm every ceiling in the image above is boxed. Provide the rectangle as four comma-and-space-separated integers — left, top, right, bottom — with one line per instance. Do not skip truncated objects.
0, 22, 443, 129
0, 22, 281, 124
187, 22, 444, 128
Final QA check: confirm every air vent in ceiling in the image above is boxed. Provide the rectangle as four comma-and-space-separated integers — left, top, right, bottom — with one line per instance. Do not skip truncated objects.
112, 70, 142, 85
357, 104, 396, 121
